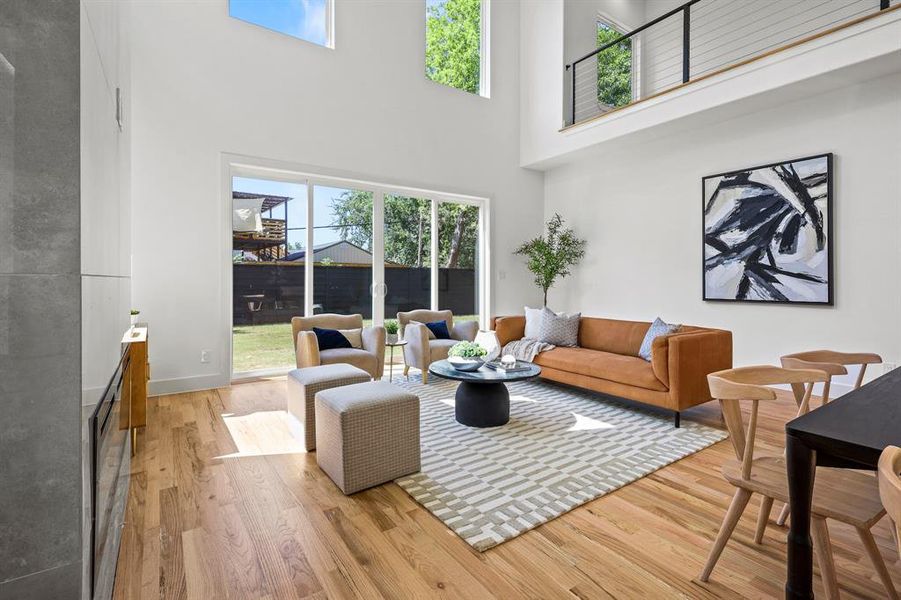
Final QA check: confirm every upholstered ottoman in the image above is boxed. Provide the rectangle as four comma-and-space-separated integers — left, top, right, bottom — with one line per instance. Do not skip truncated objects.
315, 381, 420, 495
286, 364, 371, 451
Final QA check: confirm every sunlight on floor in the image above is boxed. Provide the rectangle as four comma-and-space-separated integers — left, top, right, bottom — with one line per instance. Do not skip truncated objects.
568, 412, 614, 432
215, 409, 305, 459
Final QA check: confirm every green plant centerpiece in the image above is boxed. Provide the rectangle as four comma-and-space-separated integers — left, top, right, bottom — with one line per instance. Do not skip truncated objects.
384, 319, 399, 343
130, 309, 140, 329
514, 213, 586, 306
447, 340, 488, 371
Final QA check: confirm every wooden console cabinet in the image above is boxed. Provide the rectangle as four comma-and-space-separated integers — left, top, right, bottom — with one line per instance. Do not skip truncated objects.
120, 325, 149, 451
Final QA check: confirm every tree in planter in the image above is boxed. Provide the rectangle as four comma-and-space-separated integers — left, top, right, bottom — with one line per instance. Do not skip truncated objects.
514, 213, 586, 307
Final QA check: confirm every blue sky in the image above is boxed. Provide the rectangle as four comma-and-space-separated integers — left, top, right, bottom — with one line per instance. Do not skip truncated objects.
229, 0, 328, 46
233, 176, 360, 247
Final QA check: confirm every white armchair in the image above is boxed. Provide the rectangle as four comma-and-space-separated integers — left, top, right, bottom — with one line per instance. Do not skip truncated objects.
397, 309, 479, 383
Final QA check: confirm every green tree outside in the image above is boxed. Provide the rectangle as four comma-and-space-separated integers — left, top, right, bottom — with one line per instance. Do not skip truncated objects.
426, 0, 481, 94
596, 23, 632, 108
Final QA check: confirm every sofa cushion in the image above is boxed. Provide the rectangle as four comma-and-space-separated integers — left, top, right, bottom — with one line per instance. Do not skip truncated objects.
524, 306, 543, 339
313, 327, 353, 351
578, 317, 651, 356
638, 317, 681, 361
538, 308, 580, 347
533, 347, 668, 391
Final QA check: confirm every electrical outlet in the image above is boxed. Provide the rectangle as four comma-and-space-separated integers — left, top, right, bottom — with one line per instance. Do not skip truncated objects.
884, 362, 897, 374
201, 350, 211, 364
498, 270, 506, 280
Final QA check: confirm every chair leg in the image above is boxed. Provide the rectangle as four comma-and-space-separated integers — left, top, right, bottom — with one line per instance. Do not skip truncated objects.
811, 517, 840, 600
403, 365, 410, 378
699, 488, 752, 582
755, 495, 774, 544
857, 527, 899, 600
776, 503, 790, 526
422, 370, 428, 384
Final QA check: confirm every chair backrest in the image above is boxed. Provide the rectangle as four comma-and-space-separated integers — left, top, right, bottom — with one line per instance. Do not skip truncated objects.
397, 309, 453, 337
781, 350, 882, 403
290, 313, 363, 349
878, 445, 901, 558
707, 365, 830, 480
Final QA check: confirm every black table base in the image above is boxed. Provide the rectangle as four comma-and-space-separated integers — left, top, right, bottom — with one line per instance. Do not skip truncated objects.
455, 381, 510, 427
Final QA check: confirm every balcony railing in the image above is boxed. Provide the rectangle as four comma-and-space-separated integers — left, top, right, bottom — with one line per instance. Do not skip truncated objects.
565, 0, 897, 127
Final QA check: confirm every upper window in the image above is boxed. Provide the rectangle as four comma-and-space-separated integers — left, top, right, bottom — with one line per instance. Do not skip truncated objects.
426, 0, 488, 97
596, 20, 633, 109
229, 0, 332, 48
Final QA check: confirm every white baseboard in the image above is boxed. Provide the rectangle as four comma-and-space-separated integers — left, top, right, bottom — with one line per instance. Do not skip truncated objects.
773, 380, 854, 399
82, 386, 106, 407
148, 373, 229, 397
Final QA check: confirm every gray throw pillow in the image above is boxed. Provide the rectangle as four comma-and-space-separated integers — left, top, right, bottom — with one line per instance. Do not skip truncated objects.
523, 306, 543, 340
638, 317, 681, 361
537, 307, 580, 347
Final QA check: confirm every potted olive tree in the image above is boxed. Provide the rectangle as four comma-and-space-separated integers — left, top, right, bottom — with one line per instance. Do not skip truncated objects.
514, 213, 586, 306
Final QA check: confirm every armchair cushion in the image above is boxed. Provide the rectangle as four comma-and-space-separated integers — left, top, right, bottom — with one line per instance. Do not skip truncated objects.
451, 320, 479, 342
313, 327, 353, 351
429, 339, 458, 362
319, 348, 379, 379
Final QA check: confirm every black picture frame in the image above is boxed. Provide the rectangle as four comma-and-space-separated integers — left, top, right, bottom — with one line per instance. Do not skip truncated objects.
702, 152, 834, 305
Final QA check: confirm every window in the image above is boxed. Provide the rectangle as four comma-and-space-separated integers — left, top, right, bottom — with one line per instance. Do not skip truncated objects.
425, 0, 489, 96
596, 20, 633, 109
229, 0, 332, 48
228, 165, 489, 378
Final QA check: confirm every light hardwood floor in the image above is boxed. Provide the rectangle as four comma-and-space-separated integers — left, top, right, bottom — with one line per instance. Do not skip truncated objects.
113, 377, 900, 599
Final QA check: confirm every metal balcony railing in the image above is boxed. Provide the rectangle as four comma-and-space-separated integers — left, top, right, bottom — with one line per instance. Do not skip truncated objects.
565, 0, 897, 127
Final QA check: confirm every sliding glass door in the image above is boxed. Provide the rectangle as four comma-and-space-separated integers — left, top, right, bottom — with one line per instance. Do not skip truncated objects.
229, 166, 487, 379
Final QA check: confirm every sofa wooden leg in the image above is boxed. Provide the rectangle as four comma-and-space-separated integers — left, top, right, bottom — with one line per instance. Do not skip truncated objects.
674, 411, 681, 428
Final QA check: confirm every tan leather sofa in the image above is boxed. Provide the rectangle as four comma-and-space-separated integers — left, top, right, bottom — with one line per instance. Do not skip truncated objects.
291, 313, 385, 379
493, 315, 732, 427
398, 309, 479, 383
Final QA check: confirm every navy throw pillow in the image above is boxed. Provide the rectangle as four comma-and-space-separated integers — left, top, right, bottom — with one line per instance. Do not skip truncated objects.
312, 327, 352, 351
426, 320, 451, 340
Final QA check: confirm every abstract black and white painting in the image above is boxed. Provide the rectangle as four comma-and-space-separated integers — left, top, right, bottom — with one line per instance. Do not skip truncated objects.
703, 153, 833, 304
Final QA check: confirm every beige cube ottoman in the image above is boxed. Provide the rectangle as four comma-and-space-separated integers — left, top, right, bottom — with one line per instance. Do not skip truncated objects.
287, 364, 371, 451
315, 381, 420, 495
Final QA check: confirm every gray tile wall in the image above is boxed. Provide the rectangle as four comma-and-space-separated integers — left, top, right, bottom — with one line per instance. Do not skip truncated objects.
0, 1, 83, 598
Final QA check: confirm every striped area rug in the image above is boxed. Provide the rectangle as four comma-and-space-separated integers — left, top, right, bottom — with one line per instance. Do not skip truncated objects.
394, 375, 727, 551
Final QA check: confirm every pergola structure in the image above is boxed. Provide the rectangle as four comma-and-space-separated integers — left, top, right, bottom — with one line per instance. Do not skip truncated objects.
232, 191, 292, 261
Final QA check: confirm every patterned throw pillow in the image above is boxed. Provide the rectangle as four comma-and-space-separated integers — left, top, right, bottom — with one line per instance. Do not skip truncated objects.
638, 317, 681, 361
537, 307, 581, 347
523, 306, 543, 340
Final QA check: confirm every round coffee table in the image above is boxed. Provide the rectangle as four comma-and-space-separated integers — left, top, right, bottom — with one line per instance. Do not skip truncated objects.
428, 360, 542, 427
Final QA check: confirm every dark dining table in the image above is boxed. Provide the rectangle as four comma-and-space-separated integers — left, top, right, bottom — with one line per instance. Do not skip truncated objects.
785, 366, 901, 599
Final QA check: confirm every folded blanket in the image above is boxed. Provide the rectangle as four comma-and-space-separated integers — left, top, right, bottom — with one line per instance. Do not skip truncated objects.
502, 338, 555, 362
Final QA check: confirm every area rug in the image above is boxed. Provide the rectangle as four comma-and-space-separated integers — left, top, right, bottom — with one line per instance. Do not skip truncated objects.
393, 375, 728, 551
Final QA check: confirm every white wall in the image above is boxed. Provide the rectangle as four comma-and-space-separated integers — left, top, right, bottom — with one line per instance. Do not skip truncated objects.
81, 0, 131, 404
128, 0, 545, 393
544, 74, 901, 392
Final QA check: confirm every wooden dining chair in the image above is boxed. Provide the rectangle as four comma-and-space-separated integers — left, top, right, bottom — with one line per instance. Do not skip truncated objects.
879, 446, 901, 560
772, 351, 883, 529
700, 366, 897, 599
781, 350, 883, 405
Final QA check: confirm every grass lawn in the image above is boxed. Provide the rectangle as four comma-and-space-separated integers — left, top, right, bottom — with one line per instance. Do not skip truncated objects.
233, 315, 478, 373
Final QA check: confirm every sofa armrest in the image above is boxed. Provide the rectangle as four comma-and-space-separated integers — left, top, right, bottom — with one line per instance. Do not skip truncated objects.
452, 320, 479, 341
362, 326, 386, 376
295, 331, 321, 369
665, 329, 733, 410
494, 316, 526, 348
403, 322, 431, 371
